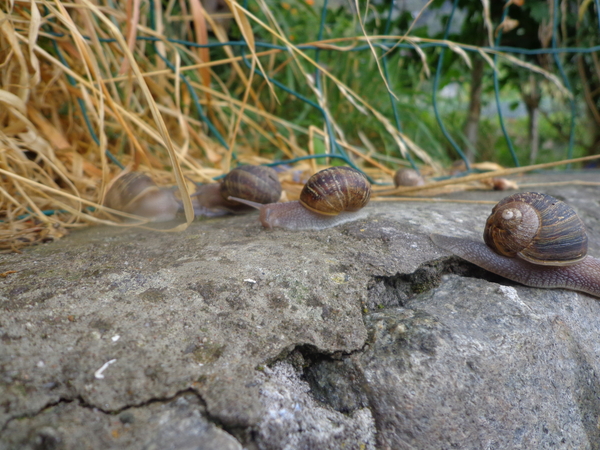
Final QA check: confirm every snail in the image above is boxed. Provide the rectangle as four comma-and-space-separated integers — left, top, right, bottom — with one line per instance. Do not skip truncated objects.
430, 192, 600, 298
394, 168, 425, 187
228, 166, 371, 230
490, 177, 518, 191
103, 166, 281, 221
103, 172, 179, 222
191, 165, 282, 217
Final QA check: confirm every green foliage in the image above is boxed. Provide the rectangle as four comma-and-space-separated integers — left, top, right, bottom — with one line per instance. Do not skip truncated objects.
238, 0, 597, 168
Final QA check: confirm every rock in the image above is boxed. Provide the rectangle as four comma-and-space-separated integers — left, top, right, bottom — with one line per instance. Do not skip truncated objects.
307, 276, 600, 449
254, 362, 375, 450
1, 173, 600, 449
1, 393, 242, 450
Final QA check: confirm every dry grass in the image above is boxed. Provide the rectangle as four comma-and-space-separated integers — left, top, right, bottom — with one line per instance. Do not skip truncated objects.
0, 0, 595, 252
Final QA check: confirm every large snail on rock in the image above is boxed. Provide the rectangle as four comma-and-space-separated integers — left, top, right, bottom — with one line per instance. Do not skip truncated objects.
431, 192, 600, 297
229, 166, 371, 230
103, 165, 282, 221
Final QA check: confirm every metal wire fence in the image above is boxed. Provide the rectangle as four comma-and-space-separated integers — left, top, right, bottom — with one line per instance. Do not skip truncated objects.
40, 0, 600, 178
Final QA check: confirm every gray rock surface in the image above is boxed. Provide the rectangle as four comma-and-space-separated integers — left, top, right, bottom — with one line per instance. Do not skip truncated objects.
1, 172, 600, 449
309, 279, 600, 449
1, 392, 242, 450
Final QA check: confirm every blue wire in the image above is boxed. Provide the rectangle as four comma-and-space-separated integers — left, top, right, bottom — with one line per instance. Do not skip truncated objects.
551, 0, 576, 164
493, 3, 519, 166
432, 0, 471, 169
147, 0, 231, 153
381, 0, 418, 171
235, 0, 373, 180
47, 30, 124, 169
42, 30, 600, 55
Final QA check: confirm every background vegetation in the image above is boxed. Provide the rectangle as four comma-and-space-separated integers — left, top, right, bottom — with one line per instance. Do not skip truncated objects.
0, 0, 599, 250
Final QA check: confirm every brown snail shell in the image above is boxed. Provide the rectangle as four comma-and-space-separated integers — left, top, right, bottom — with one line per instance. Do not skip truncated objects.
104, 172, 178, 222
490, 177, 518, 191
393, 168, 425, 187
220, 165, 281, 205
191, 165, 282, 217
484, 192, 588, 266
299, 166, 371, 216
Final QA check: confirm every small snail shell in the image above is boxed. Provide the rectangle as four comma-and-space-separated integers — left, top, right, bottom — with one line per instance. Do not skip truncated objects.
431, 192, 600, 297
228, 166, 371, 230
394, 168, 425, 187
191, 165, 282, 217
104, 172, 179, 222
490, 177, 518, 191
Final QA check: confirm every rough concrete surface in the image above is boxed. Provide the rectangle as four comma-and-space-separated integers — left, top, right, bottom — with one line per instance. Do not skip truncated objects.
1, 172, 600, 449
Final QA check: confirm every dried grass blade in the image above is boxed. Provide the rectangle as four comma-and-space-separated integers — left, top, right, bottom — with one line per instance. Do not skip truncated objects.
477, 47, 496, 71
77, 0, 194, 224
500, 52, 570, 97
0, 89, 26, 113
378, 154, 600, 196
190, 0, 212, 96
403, 37, 431, 78
27, 105, 71, 151
0, 9, 28, 101
173, 50, 191, 161
223, 0, 275, 99
480, 0, 494, 45
0, 167, 142, 226
28, 0, 41, 85
355, 0, 398, 101
119, 0, 142, 75
447, 41, 472, 69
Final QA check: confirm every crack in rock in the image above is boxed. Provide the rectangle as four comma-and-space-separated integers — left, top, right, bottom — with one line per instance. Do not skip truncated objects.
250, 360, 376, 450
366, 256, 508, 310
1, 389, 244, 450
1, 388, 204, 430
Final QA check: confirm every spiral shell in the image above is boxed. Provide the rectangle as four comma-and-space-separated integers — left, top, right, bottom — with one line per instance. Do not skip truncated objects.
220, 165, 281, 205
394, 168, 425, 187
299, 167, 371, 216
104, 172, 178, 222
483, 192, 588, 266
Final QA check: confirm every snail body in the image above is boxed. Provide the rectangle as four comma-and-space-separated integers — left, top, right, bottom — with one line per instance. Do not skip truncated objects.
431, 192, 600, 298
104, 172, 179, 222
191, 165, 282, 217
229, 166, 371, 230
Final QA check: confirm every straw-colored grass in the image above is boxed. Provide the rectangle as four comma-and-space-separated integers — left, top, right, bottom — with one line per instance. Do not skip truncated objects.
0, 0, 595, 252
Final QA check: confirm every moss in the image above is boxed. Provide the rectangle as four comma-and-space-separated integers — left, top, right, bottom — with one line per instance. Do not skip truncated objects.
192, 342, 225, 365
412, 281, 436, 294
